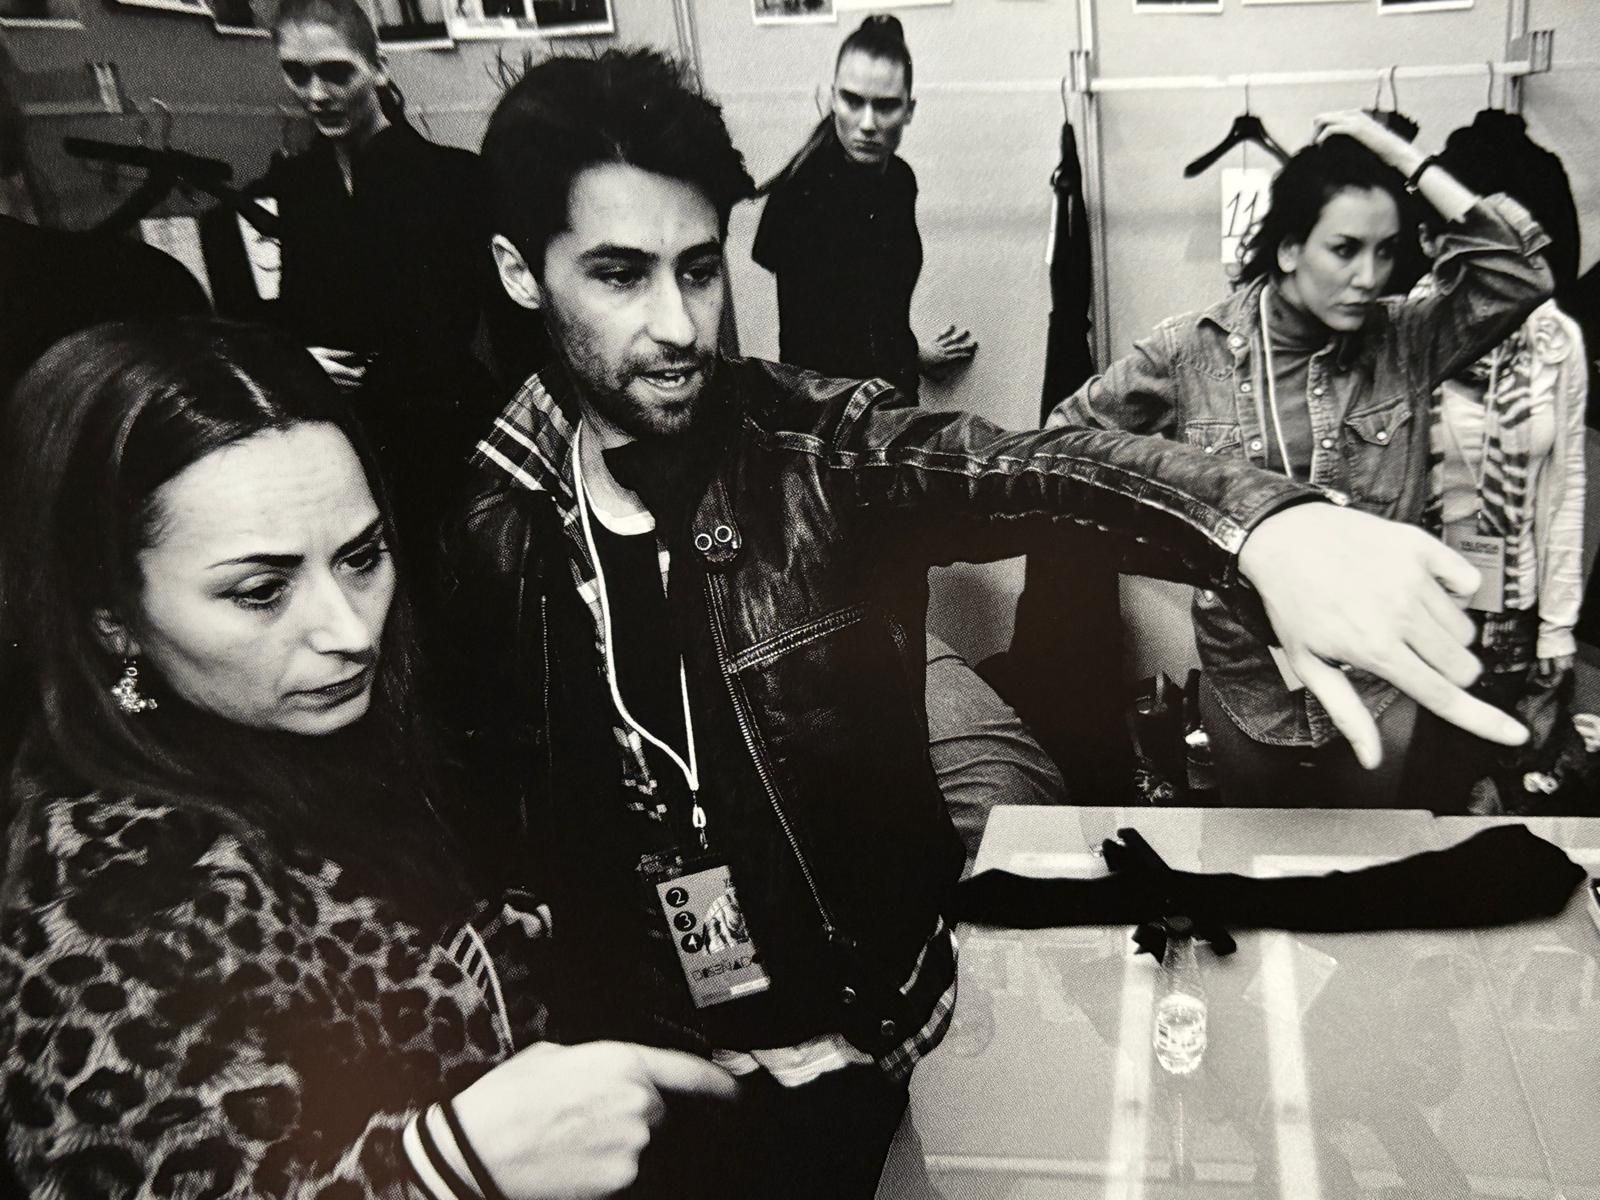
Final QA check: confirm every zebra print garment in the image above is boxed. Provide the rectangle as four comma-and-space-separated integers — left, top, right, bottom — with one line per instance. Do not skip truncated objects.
1425, 308, 1574, 612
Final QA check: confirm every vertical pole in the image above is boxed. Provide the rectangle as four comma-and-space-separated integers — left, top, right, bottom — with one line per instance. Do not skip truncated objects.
1505, 0, 1529, 112
1076, 0, 1113, 371
672, 0, 706, 92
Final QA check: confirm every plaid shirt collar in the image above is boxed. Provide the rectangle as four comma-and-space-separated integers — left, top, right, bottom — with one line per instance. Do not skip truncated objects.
470, 369, 581, 514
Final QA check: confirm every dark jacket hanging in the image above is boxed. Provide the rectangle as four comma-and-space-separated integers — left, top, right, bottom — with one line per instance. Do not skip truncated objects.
998, 116, 1133, 800
1038, 117, 1096, 417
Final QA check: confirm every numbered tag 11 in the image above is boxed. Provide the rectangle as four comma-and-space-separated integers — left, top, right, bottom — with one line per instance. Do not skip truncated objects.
1221, 167, 1273, 266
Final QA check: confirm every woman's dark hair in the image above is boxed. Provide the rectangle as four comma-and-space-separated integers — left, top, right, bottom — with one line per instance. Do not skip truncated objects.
483, 48, 754, 276
759, 14, 914, 196
0, 319, 471, 924
1234, 133, 1408, 286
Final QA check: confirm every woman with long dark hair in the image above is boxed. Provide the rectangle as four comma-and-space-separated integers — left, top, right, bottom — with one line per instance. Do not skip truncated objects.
0, 320, 732, 1199
1052, 111, 1554, 807
753, 14, 975, 403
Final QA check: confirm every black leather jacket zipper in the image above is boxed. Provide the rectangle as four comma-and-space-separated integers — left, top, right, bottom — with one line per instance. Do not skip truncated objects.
703, 574, 838, 939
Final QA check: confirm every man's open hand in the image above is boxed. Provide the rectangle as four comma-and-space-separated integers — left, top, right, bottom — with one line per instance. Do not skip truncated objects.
1238, 503, 1527, 767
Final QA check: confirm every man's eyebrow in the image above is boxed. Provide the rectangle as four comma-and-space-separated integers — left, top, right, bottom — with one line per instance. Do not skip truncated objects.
680, 240, 723, 260
577, 245, 654, 265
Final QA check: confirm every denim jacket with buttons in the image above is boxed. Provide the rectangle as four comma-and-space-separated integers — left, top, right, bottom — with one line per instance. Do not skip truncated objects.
1050, 194, 1554, 747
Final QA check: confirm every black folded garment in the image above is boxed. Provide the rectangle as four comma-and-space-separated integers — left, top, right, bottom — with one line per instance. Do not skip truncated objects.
951, 824, 1585, 952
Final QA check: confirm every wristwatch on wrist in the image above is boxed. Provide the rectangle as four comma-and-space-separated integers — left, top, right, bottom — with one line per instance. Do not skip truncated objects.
1404, 155, 1441, 195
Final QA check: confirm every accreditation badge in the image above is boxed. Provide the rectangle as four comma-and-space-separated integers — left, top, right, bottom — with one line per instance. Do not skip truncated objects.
1443, 528, 1506, 614
653, 862, 771, 1008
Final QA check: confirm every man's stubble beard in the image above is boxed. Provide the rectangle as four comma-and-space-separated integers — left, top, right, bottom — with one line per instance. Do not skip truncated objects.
545, 306, 717, 444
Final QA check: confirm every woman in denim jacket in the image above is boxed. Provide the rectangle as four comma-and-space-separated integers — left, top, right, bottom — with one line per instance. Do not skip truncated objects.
1050, 110, 1554, 807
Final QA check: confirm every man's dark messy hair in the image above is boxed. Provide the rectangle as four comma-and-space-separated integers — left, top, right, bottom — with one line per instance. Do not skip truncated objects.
483, 48, 755, 274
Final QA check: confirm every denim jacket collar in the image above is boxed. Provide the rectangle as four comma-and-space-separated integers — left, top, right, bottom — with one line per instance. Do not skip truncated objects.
1198, 275, 1369, 374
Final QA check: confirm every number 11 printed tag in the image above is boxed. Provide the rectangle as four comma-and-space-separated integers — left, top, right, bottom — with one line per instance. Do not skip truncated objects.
1221, 167, 1273, 266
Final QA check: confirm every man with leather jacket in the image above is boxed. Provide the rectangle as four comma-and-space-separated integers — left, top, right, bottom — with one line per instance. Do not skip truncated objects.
439, 49, 1527, 1198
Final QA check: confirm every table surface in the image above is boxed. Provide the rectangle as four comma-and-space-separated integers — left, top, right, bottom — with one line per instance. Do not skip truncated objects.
876, 807, 1600, 1200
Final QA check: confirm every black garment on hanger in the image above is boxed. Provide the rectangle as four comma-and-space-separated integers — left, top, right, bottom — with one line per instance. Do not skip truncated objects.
993, 116, 1133, 803
1439, 110, 1581, 292
1038, 118, 1094, 412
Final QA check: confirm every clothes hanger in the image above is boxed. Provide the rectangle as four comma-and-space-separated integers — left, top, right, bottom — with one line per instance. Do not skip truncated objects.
1365, 66, 1419, 142
66, 124, 280, 237
1183, 81, 1289, 179
82, 101, 181, 235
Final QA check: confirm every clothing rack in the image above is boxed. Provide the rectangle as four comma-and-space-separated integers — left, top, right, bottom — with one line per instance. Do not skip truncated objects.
1068, 30, 1555, 95
1069, 0, 1558, 369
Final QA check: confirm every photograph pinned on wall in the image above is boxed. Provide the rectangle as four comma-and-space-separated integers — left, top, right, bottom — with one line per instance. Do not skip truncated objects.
530, 0, 612, 36
209, 0, 271, 36
112, 0, 209, 16
0, 0, 81, 29
446, 0, 537, 40
753, 0, 835, 23
1377, 0, 1471, 11
836, 0, 949, 9
1242, 0, 1356, 6
1133, 0, 1222, 12
374, 0, 454, 49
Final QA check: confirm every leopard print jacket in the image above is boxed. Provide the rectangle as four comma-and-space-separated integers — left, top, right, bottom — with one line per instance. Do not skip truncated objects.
0, 791, 550, 1200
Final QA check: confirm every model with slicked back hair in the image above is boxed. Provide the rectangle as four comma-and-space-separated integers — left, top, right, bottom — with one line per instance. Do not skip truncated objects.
838, 13, 912, 95
272, 0, 380, 63
759, 14, 914, 196
481, 48, 754, 276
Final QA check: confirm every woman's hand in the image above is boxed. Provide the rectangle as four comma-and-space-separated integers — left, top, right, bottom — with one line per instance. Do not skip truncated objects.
447, 1040, 738, 1199
1311, 109, 1425, 178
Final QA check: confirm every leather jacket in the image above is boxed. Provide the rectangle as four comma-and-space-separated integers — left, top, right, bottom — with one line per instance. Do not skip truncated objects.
1050, 194, 1553, 746
438, 356, 1323, 1062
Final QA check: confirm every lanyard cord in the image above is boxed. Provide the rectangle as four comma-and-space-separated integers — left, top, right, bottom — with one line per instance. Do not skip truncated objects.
572, 423, 708, 846
1257, 286, 1299, 483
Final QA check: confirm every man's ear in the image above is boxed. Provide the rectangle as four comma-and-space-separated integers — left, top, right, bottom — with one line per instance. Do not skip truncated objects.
91, 609, 139, 660
904, 97, 917, 126
492, 234, 543, 311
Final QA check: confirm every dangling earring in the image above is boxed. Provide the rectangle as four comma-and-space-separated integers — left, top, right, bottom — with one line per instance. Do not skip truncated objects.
111, 660, 158, 715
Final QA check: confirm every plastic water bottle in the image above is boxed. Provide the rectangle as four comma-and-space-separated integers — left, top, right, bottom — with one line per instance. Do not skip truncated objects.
1153, 917, 1208, 1075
